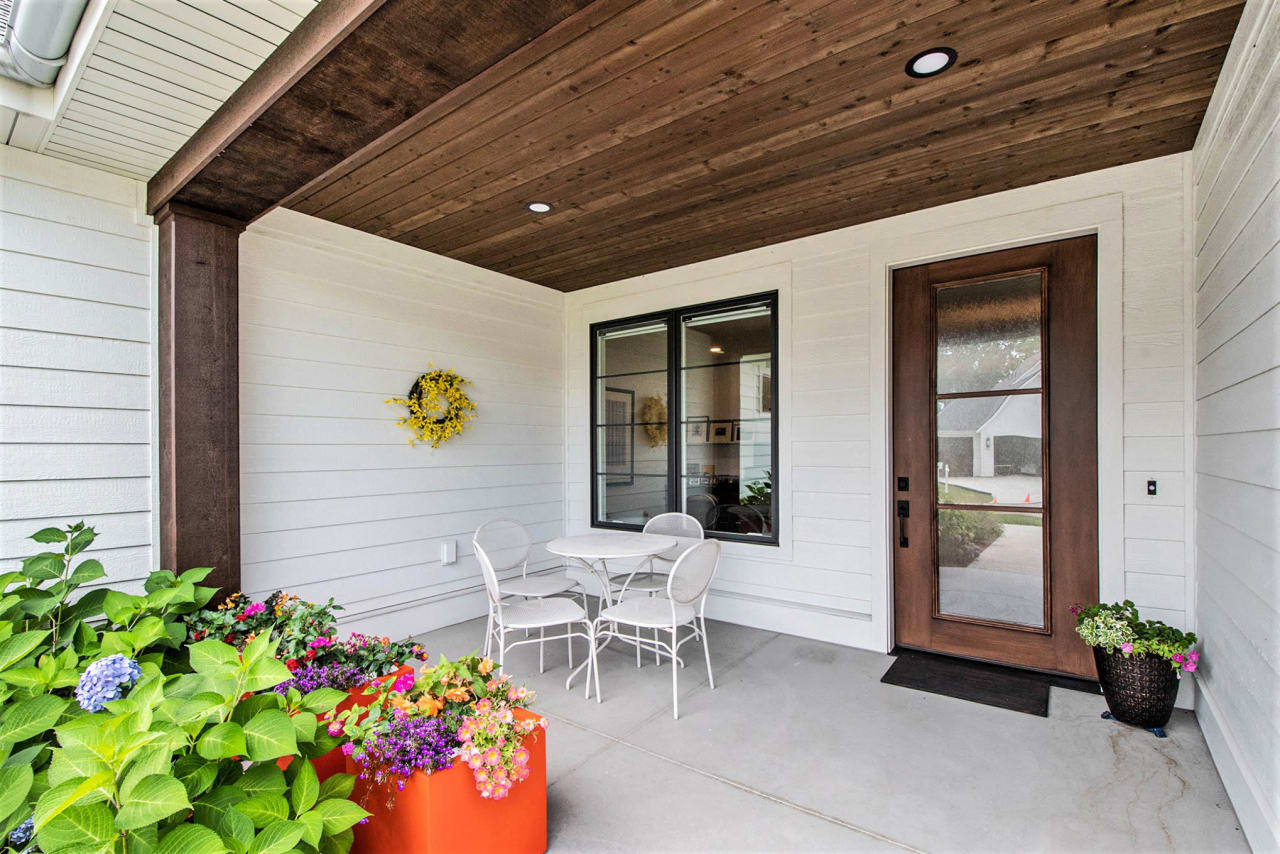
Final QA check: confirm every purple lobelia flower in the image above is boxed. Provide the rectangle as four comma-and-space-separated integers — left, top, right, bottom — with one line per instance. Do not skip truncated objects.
275, 660, 368, 695
75, 654, 142, 712
9, 816, 34, 846
354, 714, 457, 789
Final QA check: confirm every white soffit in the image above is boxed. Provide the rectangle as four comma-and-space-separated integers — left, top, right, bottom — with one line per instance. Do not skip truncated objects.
1, 0, 317, 180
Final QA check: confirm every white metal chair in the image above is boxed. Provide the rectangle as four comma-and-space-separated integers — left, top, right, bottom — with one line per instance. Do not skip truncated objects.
474, 537, 595, 680
591, 539, 721, 719
609, 512, 704, 667
474, 519, 587, 672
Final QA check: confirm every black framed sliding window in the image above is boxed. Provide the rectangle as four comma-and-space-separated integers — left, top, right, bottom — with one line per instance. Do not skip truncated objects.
590, 292, 779, 545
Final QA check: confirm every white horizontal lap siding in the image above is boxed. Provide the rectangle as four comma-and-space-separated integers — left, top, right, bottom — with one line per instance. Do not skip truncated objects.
0, 145, 154, 588
566, 154, 1196, 653
1190, 1, 1280, 849
239, 209, 565, 640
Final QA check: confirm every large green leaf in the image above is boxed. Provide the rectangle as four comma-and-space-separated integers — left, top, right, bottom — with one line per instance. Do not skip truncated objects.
114, 774, 191, 830
36, 802, 115, 852
21, 553, 64, 582
157, 823, 227, 854
310, 798, 369, 835
296, 811, 324, 849
191, 785, 245, 830
189, 640, 240, 674
176, 759, 219, 801
316, 773, 355, 804
243, 711, 297, 762
179, 567, 215, 585
0, 765, 33, 823
249, 819, 304, 854
30, 528, 67, 544
241, 656, 291, 694
67, 559, 106, 586
197, 722, 247, 760
0, 629, 51, 671
34, 770, 113, 830
66, 527, 96, 557
290, 760, 318, 816
237, 764, 286, 798
319, 826, 354, 854
4, 742, 47, 769
289, 711, 316, 745
232, 793, 288, 828
299, 688, 346, 715
0, 694, 67, 743
217, 800, 255, 849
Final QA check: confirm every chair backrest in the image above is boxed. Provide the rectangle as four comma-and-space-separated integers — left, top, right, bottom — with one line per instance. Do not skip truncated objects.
473, 519, 531, 575
472, 540, 504, 608
643, 512, 704, 563
666, 539, 721, 606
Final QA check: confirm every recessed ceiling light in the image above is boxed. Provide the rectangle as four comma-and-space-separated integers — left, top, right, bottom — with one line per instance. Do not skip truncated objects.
527, 202, 553, 213
905, 47, 957, 78
709, 346, 724, 354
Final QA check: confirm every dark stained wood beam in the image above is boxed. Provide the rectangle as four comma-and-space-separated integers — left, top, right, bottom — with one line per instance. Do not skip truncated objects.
155, 203, 244, 592
147, 0, 391, 216
146, 0, 595, 222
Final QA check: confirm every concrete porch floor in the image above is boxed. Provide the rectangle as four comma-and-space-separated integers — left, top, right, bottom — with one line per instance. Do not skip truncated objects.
413, 615, 1247, 853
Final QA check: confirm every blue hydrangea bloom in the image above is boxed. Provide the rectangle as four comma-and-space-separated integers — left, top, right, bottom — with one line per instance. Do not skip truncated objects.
9, 816, 34, 846
75, 654, 142, 712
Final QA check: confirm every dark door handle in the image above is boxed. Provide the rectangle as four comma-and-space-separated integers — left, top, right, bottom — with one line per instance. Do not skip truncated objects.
896, 500, 909, 548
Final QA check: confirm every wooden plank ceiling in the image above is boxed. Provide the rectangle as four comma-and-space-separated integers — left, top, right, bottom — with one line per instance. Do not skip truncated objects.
155, 0, 1244, 292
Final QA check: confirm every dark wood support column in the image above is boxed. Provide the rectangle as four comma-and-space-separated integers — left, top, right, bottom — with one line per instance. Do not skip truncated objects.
155, 202, 245, 593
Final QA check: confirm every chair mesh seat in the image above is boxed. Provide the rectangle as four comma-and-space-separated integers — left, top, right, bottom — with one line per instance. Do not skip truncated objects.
500, 597, 587, 629
501, 572, 578, 598
599, 597, 695, 628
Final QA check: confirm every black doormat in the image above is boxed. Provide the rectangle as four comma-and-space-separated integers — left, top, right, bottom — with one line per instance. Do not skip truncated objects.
880, 648, 1101, 717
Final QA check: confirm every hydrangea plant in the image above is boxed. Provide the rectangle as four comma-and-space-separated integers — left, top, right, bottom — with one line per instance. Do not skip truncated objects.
1074, 600, 1200, 674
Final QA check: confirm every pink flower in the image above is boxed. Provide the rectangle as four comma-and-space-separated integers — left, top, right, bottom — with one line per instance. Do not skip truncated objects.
484, 747, 501, 766
341, 742, 355, 756
392, 672, 415, 693
475, 698, 492, 713
1183, 661, 1197, 673
1120, 642, 1133, 654
468, 754, 483, 770
514, 747, 530, 766
1172, 653, 1184, 663
1188, 650, 1200, 662
243, 602, 265, 617
328, 722, 343, 736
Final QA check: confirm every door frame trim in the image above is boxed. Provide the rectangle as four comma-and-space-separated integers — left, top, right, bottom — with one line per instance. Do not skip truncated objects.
867, 193, 1125, 654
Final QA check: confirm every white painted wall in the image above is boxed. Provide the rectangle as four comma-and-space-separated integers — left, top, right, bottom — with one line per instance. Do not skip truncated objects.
1190, 0, 1280, 848
565, 154, 1197, 660
0, 144, 156, 591
238, 209, 565, 641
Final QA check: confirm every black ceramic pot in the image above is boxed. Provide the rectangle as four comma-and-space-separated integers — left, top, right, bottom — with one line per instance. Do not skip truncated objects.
1093, 648, 1179, 730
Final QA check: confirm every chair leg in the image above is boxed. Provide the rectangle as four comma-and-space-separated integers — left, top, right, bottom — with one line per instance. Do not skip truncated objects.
635, 624, 642, 669
651, 592, 660, 666
498, 626, 505, 670
567, 622, 574, 670
671, 626, 679, 720
701, 616, 714, 690
483, 608, 493, 658
592, 624, 602, 704
538, 626, 545, 674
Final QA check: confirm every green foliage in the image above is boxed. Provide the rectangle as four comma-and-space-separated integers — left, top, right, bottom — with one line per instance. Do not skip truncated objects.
742, 471, 772, 507
937, 509, 1004, 567
0, 522, 372, 854
1074, 600, 1200, 672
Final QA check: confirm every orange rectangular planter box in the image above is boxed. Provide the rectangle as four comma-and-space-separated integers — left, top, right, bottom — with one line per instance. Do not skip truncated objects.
281, 664, 416, 781
349, 708, 547, 854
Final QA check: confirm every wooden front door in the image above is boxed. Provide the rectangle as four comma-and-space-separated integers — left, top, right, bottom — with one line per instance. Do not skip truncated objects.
891, 236, 1099, 678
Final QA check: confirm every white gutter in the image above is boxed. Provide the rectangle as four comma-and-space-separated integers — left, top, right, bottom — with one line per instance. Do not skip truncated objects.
0, 0, 89, 86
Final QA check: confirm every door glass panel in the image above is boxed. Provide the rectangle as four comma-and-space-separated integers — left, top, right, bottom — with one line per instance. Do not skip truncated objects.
937, 394, 1043, 507
938, 508, 1045, 628
936, 274, 1042, 394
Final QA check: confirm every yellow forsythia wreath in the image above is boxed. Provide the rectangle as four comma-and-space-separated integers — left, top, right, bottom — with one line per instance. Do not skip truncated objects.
386, 367, 477, 448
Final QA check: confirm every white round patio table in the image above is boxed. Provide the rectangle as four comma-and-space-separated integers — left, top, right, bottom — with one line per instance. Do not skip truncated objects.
545, 531, 678, 609
547, 531, 677, 692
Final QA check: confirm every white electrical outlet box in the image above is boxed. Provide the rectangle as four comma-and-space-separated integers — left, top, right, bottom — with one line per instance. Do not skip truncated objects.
440, 540, 457, 565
